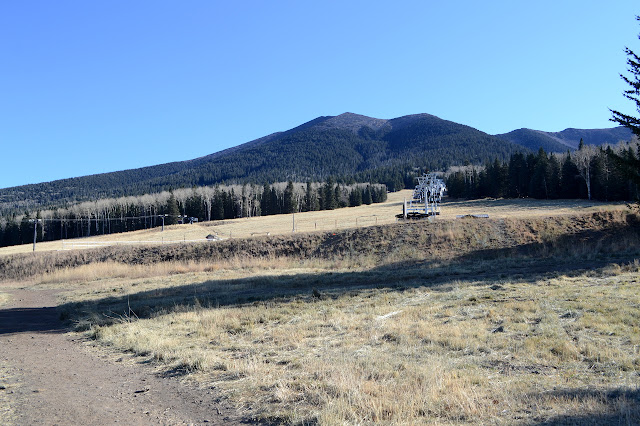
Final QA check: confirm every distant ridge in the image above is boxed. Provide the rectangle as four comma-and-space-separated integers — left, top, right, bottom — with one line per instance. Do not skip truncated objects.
495, 126, 632, 152
0, 111, 629, 213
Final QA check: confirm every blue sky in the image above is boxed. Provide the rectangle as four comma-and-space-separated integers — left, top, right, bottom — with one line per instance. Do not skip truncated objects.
1, 1, 639, 188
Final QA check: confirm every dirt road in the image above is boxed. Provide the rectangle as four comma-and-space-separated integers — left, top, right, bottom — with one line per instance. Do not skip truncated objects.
0, 287, 242, 425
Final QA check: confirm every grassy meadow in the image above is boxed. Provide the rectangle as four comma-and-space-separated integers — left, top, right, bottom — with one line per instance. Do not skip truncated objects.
2, 198, 640, 424
0, 190, 626, 256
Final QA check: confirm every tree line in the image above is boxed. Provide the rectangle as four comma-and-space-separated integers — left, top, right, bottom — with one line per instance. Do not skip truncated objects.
445, 141, 640, 201
0, 181, 387, 248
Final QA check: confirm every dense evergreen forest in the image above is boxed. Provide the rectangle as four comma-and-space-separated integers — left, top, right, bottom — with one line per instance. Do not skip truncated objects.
0, 181, 387, 248
446, 142, 640, 201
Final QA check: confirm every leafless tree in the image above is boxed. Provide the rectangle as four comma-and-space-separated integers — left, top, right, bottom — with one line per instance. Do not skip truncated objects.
573, 143, 598, 200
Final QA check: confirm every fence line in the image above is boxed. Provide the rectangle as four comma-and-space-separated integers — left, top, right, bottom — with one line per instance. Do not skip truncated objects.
61, 239, 215, 250
58, 215, 400, 250
291, 215, 397, 233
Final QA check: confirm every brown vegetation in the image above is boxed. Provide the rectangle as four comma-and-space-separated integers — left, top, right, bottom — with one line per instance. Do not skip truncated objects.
3, 204, 640, 424
1, 209, 637, 282
0, 190, 626, 257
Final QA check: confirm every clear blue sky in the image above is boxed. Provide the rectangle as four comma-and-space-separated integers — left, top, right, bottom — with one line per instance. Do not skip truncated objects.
1, 1, 638, 189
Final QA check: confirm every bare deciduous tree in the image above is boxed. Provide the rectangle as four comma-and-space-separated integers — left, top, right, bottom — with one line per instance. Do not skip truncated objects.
573, 143, 598, 200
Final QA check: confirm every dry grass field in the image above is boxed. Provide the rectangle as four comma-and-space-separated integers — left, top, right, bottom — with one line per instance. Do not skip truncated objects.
0, 190, 626, 256
2, 196, 639, 424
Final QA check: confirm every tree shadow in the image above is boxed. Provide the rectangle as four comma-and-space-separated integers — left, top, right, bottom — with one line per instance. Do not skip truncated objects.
527, 388, 640, 425
52, 211, 640, 334
57, 236, 640, 330
0, 306, 65, 335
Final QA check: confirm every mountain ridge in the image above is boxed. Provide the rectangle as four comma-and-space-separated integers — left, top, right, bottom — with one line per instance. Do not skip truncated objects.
496, 126, 632, 152
0, 112, 632, 213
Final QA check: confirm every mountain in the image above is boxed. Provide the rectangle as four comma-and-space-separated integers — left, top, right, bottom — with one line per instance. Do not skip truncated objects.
0, 112, 525, 212
495, 126, 633, 152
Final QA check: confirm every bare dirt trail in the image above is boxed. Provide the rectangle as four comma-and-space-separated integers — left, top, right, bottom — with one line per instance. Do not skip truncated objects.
0, 287, 243, 425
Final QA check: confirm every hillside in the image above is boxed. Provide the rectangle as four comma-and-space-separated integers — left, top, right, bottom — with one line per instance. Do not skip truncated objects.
496, 126, 632, 152
0, 113, 523, 213
0, 190, 625, 257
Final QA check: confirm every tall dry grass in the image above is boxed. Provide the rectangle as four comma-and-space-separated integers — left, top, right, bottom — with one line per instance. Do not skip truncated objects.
81, 262, 640, 424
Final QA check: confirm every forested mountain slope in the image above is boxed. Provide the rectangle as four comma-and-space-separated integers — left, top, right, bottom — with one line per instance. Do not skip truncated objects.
0, 112, 525, 212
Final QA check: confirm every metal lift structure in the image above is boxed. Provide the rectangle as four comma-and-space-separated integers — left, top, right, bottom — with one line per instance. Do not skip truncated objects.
401, 173, 447, 219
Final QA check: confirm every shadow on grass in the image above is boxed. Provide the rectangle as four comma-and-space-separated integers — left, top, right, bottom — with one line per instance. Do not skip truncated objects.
5, 216, 637, 335
58, 236, 640, 331
0, 306, 65, 335
527, 388, 640, 425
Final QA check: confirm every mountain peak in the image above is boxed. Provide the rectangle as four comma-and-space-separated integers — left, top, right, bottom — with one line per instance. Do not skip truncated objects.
317, 112, 389, 133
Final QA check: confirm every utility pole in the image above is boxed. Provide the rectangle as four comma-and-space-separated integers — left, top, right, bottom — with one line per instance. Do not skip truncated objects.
29, 218, 42, 252
158, 214, 168, 232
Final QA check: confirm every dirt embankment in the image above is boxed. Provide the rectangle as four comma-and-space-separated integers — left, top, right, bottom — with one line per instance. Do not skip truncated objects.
1, 210, 638, 282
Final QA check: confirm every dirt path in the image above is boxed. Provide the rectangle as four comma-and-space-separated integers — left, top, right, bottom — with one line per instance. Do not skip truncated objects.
0, 288, 243, 425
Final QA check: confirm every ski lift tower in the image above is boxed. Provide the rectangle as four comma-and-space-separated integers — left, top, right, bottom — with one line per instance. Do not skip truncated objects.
402, 173, 447, 219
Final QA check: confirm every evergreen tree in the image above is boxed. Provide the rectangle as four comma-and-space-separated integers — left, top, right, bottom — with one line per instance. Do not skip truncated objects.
610, 16, 640, 136
261, 183, 271, 216
304, 181, 316, 212
609, 16, 640, 191
363, 185, 373, 205
507, 153, 529, 198
3, 217, 20, 247
335, 184, 347, 208
560, 153, 581, 198
35, 211, 44, 241
547, 155, 561, 199
529, 148, 550, 199
349, 187, 363, 206
212, 188, 224, 220
283, 181, 296, 214
446, 172, 466, 198
269, 187, 280, 215
323, 178, 337, 210
186, 193, 205, 220
20, 213, 32, 245
166, 193, 180, 225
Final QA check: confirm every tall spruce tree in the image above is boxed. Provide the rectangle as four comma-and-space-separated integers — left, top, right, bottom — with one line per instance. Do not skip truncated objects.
323, 177, 336, 210
283, 181, 296, 214
609, 15, 640, 189
166, 192, 180, 225
560, 153, 581, 198
611, 16, 640, 136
